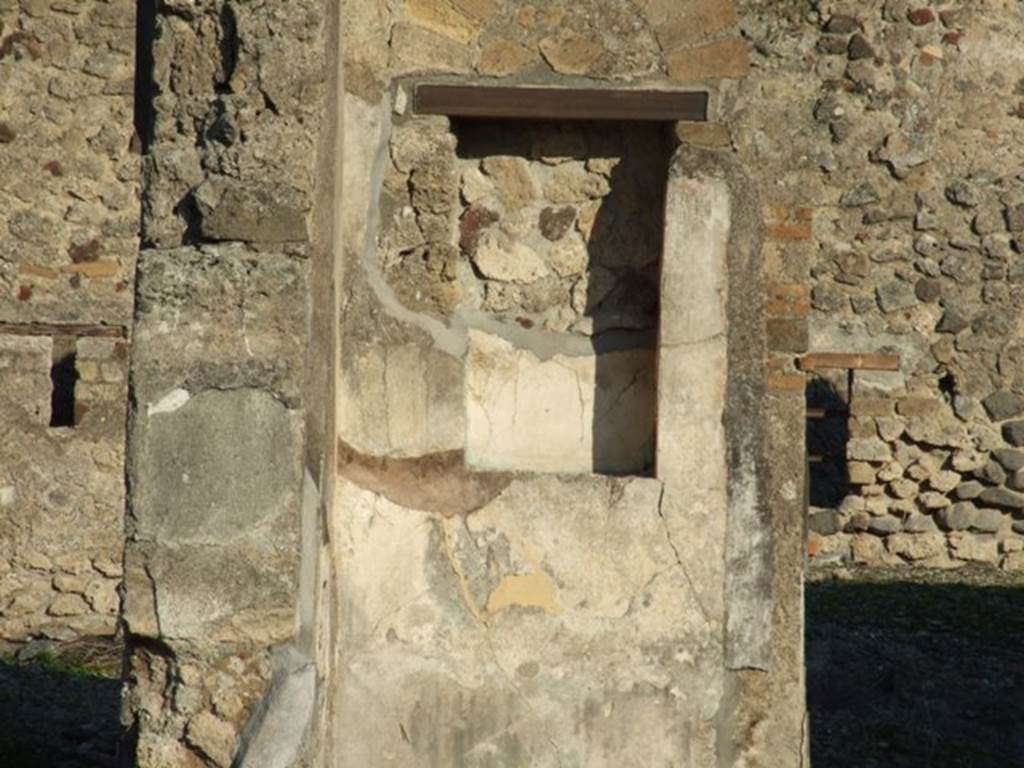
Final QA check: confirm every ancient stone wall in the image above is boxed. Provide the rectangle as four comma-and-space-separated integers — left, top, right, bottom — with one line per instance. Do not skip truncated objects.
740, 1, 1024, 572
0, 0, 136, 646
11, 0, 1023, 765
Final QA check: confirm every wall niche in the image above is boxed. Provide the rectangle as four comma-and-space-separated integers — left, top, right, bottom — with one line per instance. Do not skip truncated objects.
378, 116, 673, 476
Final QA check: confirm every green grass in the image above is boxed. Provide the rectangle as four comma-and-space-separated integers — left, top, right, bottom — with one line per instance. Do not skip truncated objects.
0, 638, 122, 680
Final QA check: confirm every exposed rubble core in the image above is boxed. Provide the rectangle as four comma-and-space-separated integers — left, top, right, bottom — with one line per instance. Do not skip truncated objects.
380, 119, 668, 336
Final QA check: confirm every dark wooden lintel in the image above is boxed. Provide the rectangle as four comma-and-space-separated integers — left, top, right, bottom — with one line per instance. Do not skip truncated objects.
414, 84, 708, 122
798, 353, 901, 372
0, 322, 125, 338
806, 407, 850, 420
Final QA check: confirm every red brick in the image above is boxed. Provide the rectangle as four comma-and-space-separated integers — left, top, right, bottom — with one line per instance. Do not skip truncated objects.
768, 223, 813, 241
768, 373, 806, 392
767, 318, 809, 353
768, 281, 811, 299
907, 8, 936, 26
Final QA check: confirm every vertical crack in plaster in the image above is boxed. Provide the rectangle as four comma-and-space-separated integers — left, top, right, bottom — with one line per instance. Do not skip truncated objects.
655, 484, 710, 623
799, 711, 810, 768
550, 358, 587, 444
573, 369, 586, 444
142, 560, 163, 637
598, 368, 641, 420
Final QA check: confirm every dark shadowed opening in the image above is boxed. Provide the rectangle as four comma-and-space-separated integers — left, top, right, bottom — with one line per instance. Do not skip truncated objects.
49, 336, 78, 428
806, 376, 851, 510
133, 0, 157, 154
0, 639, 123, 767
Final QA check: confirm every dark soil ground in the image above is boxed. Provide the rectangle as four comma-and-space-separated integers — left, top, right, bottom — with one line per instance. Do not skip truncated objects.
0, 638, 123, 767
806, 565, 1024, 768
1, 568, 1022, 767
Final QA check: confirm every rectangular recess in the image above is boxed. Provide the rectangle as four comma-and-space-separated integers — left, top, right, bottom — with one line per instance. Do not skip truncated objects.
415, 85, 708, 122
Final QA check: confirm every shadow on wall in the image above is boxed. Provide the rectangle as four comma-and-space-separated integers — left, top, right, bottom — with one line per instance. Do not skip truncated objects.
806, 377, 851, 514
806, 576, 1024, 768
454, 119, 674, 477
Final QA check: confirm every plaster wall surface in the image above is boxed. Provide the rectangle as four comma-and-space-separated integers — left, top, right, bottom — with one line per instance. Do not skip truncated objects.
332, 146, 744, 763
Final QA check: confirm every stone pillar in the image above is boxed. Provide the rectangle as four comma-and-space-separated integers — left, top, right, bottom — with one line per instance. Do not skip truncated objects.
122, 1, 340, 765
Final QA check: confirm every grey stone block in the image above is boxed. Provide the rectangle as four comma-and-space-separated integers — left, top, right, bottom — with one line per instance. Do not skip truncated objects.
132, 388, 302, 543
992, 449, 1024, 472
936, 502, 977, 531
868, 515, 902, 535
978, 487, 1024, 510
1003, 421, 1024, 447
982, 391, 1024, 421
970, 507, 1005, 534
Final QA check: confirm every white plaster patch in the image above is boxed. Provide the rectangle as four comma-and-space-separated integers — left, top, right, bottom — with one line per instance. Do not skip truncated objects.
464, 330, 655, 475
147, 388, 191, 416
0, 486, 16, 507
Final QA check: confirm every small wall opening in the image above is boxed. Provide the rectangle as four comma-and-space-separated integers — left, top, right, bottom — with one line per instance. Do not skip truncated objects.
49, 336, 78, 428
806, 375, 851, 508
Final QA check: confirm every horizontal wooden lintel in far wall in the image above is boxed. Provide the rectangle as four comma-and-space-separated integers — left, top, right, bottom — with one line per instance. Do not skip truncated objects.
0, 322, 125, 338
798, 353, 901, 372
413, 84, 709, 122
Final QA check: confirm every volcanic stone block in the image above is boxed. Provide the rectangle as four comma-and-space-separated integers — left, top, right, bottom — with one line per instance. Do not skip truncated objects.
1003, 421, 1024, 446
129, 388, 301, 644
982, 391, 1024, 421
979, 487, 1024, 511
936, 502, 977, 531
993, 449, 1024, 472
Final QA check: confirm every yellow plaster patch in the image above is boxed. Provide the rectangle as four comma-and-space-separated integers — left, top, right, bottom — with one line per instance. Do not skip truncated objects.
485, 571, 560, 617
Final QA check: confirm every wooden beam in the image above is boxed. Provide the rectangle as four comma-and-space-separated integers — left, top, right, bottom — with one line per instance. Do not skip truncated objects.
798, 353, 900, 372
0, 322, 125, 338
414, 85, 709, 122
806, 407, 850, 420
